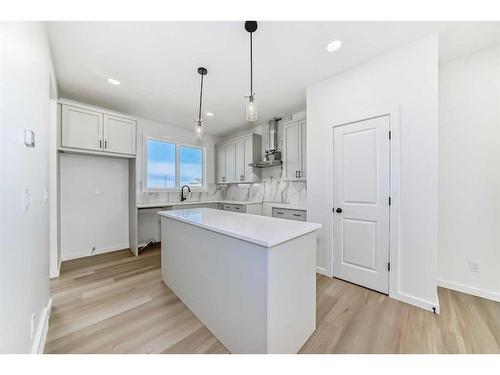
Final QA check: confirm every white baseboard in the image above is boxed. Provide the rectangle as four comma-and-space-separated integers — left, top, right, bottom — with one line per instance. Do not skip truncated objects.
438, 279, 500, 302
49, 260, 61, 279
30, 298, 52, 354
316, 266, 329, 276
61, 243, 130, 261
390, 291, 440, 314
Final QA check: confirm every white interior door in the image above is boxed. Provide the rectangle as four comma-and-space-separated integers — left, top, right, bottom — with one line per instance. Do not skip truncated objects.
333, 115, 390, 294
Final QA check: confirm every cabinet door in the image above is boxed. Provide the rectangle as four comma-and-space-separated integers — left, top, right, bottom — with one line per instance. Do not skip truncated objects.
103, 115, 136, 155
61, 105, 103, 151
299, 120, 307, 180
216, 144, 226, 183
235, 139, 246, 183
244, 137, 254, 183
225, 142, 236, 183
284, 122, 300, 181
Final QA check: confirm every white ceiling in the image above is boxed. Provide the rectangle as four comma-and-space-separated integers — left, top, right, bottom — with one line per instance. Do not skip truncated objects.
47, 21, 500, 136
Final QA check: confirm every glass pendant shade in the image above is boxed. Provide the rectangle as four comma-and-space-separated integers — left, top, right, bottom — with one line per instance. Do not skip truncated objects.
246, 96, 257, 122
195, 121, 203, 141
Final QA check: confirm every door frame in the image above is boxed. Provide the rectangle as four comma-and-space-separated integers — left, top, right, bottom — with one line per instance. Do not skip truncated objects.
330, 107, 401, 298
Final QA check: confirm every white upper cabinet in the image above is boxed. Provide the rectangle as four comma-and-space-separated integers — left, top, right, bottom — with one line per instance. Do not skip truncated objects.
60, 102, 136, 157
103, 115, 136, 155
61, 105, 103, 151
283, 120, 306, 181
216, 133, 261, 184
225, 142, 236, 183
235, 139, 246, 182
216, 144, 226, 183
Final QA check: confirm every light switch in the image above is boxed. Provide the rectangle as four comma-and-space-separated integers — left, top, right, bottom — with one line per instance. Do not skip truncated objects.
24, 130, 35, 147
23, 189, 30, 210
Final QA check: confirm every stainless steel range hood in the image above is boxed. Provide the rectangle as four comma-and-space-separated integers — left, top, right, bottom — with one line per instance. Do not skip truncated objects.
249, 117, 282, 168
250, 159, 282, 168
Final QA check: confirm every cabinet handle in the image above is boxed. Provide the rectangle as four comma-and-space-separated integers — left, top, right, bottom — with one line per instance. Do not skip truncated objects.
104, 140, 107, 149
298, 171, 301, 178
293, 213, 301, 217
99, 140, 102, 149
276, 211, 284, 215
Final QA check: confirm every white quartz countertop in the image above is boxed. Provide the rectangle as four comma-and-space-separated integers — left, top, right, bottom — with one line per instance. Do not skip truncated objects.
159, 208, 321, 248
137, 200, 261, 209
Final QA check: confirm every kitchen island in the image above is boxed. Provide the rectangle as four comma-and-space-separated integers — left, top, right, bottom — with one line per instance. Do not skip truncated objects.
158, 208, 321, 354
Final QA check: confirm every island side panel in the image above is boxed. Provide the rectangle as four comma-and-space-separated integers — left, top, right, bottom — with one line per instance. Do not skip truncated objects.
160, 216, 269, 353
266, 232, 317, 353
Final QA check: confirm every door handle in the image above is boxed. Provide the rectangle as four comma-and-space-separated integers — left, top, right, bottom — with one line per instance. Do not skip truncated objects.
336, 208, 343, 213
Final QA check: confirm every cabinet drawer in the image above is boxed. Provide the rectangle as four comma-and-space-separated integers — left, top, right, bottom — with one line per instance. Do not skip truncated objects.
223, 204, 244, 212
272, 207, 307, 221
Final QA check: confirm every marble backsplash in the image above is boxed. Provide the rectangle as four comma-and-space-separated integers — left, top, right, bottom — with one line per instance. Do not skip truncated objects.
138, 167, 306, 205
223, 167, 306, 204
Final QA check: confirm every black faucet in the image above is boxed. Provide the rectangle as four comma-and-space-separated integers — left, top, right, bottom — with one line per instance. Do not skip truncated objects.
180, 185, 191, 202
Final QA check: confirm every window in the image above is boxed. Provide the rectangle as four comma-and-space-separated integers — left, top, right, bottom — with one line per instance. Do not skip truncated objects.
146, 139, 176, 189
179, 145, 204, 188
144, 137, 205, 191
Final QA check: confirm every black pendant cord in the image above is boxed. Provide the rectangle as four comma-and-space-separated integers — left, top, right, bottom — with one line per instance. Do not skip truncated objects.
250, 32, 253, 97
198, 73, 204, 124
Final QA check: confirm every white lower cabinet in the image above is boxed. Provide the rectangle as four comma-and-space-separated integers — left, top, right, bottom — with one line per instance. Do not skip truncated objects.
272, 207, 307, 222
60, 102, 136, 157
216, 133, 261, 184
219, 203, 262, 215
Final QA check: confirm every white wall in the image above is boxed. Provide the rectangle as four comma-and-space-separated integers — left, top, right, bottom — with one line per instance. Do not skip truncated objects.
307, 35, 439, 310
438, 44, 500, 300
60, 153, 130, 260
0, 22, 56, 353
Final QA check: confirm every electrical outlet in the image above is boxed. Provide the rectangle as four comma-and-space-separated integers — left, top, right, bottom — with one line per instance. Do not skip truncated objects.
30, 313, 36, 340
469, 259, 480, 273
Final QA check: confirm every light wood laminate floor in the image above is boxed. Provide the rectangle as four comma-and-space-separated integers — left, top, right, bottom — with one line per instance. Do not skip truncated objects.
45, 245, 500, 354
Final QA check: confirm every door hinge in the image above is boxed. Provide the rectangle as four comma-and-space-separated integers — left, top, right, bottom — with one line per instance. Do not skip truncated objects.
388, 130, 392, 140
387, 262, 391, 272
388, 196, 391, 206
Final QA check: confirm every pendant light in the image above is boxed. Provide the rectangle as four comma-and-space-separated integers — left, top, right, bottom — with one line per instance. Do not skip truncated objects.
245, 21, 258, 122
195, 67, 207, 140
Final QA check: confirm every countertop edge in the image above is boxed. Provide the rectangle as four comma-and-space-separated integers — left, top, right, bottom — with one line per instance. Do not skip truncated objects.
158, 210, 321, 248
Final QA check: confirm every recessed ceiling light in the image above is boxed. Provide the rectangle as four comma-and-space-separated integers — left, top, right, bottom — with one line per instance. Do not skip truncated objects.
326, 40, 342, 52
206, 112, 214, 117
107, 78, 121, 85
